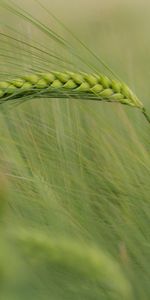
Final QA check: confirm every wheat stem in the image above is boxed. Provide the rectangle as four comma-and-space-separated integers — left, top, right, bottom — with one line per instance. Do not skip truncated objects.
142, 108, 150, 124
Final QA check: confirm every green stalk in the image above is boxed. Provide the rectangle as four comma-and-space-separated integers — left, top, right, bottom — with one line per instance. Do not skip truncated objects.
142, 108, 150, 124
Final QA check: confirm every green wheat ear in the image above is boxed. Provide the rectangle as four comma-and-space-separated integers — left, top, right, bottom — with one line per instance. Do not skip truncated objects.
0, 71, 149, 123
14, 229, 132, 299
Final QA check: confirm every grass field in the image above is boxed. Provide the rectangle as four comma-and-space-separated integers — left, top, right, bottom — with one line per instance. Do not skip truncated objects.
0, 1, 150, 299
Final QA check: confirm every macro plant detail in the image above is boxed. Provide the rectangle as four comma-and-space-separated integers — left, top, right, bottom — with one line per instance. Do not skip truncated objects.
1, 71, 149, 123
0, 71, 143, 108
0, 1, 150, 300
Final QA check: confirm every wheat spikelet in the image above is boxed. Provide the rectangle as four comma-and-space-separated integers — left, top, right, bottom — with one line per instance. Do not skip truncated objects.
0, 71, 143, 108
1, 70, 149, 123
